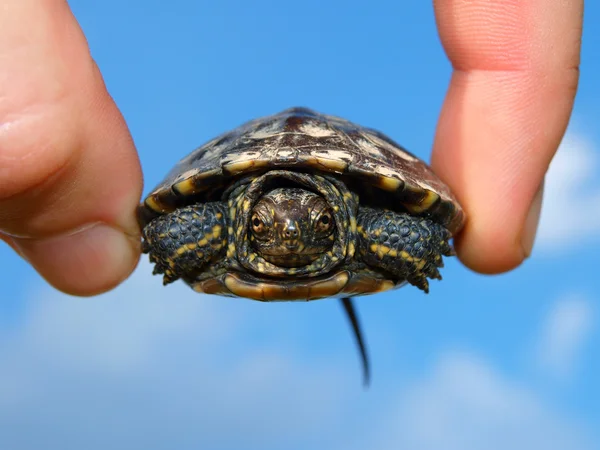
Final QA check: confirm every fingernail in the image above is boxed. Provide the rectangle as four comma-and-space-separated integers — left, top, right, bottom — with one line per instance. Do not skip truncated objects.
12, 223, 140, 296
521, 180, 545, 258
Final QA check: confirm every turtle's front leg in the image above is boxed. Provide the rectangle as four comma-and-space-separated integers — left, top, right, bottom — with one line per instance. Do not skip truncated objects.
357, 206, 454, 293
142, 202, 229, 285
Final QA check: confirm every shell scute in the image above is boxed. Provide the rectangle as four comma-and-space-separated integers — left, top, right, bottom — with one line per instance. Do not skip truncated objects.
140, 107, 465, 233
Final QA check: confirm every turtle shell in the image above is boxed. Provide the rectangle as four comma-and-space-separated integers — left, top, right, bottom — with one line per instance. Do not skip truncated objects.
138, 107, 465, 234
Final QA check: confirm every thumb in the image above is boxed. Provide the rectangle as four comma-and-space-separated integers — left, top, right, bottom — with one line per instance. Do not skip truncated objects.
0, 0, 142, 296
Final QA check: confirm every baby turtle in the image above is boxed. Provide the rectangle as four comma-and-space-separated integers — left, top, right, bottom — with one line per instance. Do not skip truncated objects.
138, 107, 465, 384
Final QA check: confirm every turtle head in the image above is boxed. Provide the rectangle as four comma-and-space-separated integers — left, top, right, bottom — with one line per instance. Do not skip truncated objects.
249, 188, 336, 267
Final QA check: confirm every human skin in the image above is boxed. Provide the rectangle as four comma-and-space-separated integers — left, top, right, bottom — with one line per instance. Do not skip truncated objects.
0, 0, 583, 295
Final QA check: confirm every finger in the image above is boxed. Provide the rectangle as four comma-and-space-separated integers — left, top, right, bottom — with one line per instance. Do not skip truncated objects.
431, 0, 582, 273
0, 0, 143, 295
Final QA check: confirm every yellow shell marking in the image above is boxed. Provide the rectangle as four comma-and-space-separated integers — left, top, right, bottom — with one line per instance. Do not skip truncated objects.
314, 157, 348, 172
172, 178, 196, 196
173, 168, 221, 195
223, 159, 269, 175
377, 176, 402, 191
377, 280, 395, 292
223, 271, 349, 301
407, 190, 440, 213
145, 196, 173, 214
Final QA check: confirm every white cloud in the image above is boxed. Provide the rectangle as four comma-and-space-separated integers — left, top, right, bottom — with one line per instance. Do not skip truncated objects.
0, 261, 351, 450
371, 352, 594, 450
0, 262, 595, 450
533, 294, 594, 380
537, 130, 600, 251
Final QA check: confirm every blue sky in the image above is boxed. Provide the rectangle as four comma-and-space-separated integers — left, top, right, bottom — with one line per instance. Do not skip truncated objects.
1, 1, 600, 449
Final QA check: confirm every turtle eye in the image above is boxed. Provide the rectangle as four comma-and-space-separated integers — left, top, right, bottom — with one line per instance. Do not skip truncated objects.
251, 213, 270, 240
314, 210, 334, 235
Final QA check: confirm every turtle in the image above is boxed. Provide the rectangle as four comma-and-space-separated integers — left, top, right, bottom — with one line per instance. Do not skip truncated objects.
137, 107, 465, 385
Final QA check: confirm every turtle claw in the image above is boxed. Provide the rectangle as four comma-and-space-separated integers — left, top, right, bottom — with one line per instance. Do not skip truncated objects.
442, 240, 455, 257
426, 264, 442, 280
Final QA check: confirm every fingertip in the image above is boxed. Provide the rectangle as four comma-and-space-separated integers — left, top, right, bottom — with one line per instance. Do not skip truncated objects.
11, 223, 141, 296
453, 222, 526, 276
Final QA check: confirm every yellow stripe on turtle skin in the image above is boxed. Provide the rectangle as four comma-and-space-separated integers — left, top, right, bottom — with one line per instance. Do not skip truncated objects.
212, 225, 222, 239
377, 245, 390, 259
171, 238, 225, 263
215, 238, 227, 250
236, 225, 245, 238
394, 250, 427, 271
349, 217, 357, 233
369, 243, 431, 260
400, 250, 411, 261
347, 241, 356, 258
416, 259, 426, 270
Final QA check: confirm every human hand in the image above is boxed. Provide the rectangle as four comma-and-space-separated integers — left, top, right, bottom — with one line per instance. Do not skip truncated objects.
0, 0, 142, 296
0, 0, 583, 297
431, 0, 583, 273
